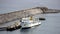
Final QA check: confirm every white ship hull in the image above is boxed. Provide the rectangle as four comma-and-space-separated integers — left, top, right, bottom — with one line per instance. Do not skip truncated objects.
20, 16, 41, 28
21, 22, 41, 28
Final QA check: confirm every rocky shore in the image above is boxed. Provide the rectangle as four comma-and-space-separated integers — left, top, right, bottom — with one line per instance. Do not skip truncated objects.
0, 7, 60, 24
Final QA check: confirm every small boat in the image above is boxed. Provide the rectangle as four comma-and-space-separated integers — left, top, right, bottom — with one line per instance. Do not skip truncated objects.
7, 22, 21, 31
20, 16, 41, 29
0, 22, 21, 31
39, 18, 45, 20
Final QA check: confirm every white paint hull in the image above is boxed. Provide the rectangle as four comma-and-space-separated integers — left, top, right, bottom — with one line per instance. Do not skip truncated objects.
21, 22, 41, 28
20, 17, 41, 28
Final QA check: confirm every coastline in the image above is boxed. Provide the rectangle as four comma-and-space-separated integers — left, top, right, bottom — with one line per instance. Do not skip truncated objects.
0, 7, 60, 24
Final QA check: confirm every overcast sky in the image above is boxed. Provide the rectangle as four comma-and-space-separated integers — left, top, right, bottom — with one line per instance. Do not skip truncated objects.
0, 0, 60, 14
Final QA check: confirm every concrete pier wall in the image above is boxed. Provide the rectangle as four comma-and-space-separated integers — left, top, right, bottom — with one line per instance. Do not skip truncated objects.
0, 7, 45, 24
0, 7, 60, 24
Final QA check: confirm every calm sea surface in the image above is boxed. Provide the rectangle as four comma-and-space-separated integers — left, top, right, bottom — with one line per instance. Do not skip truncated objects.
0, 13, 60, 34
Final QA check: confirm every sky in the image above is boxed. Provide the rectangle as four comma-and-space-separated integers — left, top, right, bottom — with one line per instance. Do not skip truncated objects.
0, 0, 60, 14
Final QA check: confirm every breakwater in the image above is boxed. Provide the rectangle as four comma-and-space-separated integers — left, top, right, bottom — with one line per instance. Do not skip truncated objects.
0, 7, 48, 24
0, 7, 60, 24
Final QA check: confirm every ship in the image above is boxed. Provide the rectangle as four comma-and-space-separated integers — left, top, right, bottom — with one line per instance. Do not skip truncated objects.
20, 16, 41, 29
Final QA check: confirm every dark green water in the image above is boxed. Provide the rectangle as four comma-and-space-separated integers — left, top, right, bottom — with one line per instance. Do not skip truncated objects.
0, 13, 60, 34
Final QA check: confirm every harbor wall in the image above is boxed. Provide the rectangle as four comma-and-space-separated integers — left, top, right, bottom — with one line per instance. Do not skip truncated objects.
0, 7, 47, 24
0, 7, 60, 24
